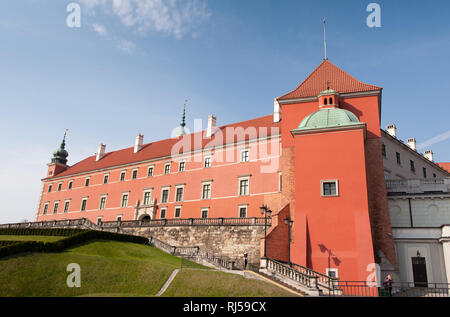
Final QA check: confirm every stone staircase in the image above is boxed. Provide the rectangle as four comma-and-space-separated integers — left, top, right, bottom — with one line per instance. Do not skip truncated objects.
259, 258, 339, 296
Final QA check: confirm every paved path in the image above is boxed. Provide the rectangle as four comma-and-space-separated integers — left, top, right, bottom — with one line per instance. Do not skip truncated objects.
155, 269, 180, 296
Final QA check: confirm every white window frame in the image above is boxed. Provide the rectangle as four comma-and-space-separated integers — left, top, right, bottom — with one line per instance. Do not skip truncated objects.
97, 217, 102, 225
80, 198, 88, 211
240, 149, 250, 162
121, 192, 129, 208
175, 185, 185, 202
84, 177, 90, 187
161, 186, 170, 203
116, 215, 123, 222
43, 202, 49, 214
103, 173, 109, 184
53, 201, 60, 214
164, 163, 171, 175
326, 268, 339, 279
204, 156, 212, 168
160, 207, 167, 219
132, 168, 138, 179
238, 176, 250, 196
57, 182, 63, 191
120, 170, 126, 181
68, 180, 73, 190
63, 200, 70, 213
174, 206, 182, 218
238, 204, 248, 218
48, 184, 53, 193
321, 180, 339, 197
142, 189, 153, 206
147, 165, 154, 177
178, 160, 186, 172
99, 195, 107, 210
201, 208, 209, 219
201, 181, 212, 200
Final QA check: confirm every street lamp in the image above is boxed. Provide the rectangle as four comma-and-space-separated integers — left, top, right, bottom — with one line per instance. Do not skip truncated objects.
260, 205, 272, 258
284, 217, 294, 267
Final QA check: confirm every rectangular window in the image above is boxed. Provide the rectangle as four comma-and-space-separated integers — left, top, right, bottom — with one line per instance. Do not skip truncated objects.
64, 201, 70, 213
81, 198, 87, 211
322, 180, 338, 197
48, 184, 52, 193
116, 215, 122, 222
239, 206, 247, 218
202, 184, 211, 200
204, 157, 211, 168
57, 183, 62, 191
175, 187, 184, 202
201, 209, 208, 219
132, 169, 138, 179
143, 191, 152, 205
164, 163, 171, 175
97, 217, 102, 225
161, 189, 169, 203
53, 202, 59, 214
423, 167, 427, 179
120, 171, 126, 181
68, 181, 73, 190
99, 196, 106, 210
410, 160, 416, 173
43, 203, 49, 215
239, 179, 249, 196
433, 173, 437, 179
396, 152, 401, 165
84, 177, 90, 187
160, 208, 166, 219
179, 161, 185, 172
381, 143, 386, 157
121, 194, 129, 208
103, 174, 109, 184
174, 207, 181, 218
147, 166, 154, 177
241, 150, 249, 162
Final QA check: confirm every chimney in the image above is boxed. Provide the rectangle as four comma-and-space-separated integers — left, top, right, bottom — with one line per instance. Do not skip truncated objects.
407, 138, 416, 151
386, 124, 397, 138
207, 115, 217, 138
273, 98, 281, 123
134, 134, 144, 153
424, 150, 434, 162
96, 144, 106, 161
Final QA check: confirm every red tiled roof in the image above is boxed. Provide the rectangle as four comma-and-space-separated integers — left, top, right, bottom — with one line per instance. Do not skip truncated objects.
278, 60, 381, 100
438, 163, 450, 173
46, 115, 281, 180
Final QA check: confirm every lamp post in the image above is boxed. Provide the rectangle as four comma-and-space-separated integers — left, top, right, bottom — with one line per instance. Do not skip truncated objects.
260, 205, 272, 258
284, 217, 294, 267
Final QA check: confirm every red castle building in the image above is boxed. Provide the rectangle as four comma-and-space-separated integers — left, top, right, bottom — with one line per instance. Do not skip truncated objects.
37, 59, 448, 283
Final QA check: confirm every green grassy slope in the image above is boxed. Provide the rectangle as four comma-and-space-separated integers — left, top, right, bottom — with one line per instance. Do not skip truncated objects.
163, 270, 296, 297
0, 240, 294, 297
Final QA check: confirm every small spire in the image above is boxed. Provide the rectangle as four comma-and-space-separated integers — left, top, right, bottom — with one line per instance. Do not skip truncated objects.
322, 18, 328, 60
181, 100, 187, 128
61, 129, 68, 149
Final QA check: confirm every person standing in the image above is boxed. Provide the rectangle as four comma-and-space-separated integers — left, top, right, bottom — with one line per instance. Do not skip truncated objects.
384, 274, 393, 296
243, 252, 248, 270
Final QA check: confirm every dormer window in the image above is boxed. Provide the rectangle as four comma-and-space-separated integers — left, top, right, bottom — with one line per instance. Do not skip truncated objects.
324, 98, 328, 105
329, 97, 332, 104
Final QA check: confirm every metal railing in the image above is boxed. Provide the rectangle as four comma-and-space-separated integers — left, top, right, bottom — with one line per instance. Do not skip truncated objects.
327, 281, 450, 297
147, 236, 236, 270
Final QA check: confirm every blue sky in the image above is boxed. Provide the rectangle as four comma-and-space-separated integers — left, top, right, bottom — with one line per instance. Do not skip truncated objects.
0, 0, 449, 223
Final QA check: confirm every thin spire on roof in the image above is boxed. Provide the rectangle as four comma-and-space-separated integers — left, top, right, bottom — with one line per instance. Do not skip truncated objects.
181, 100, 187, 128
322, 18, 328, 61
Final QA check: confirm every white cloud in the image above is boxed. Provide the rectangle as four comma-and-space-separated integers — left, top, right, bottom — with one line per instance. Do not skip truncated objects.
93, 23, 108, 37
117, 39, 136, 54
80, 0, 210, 39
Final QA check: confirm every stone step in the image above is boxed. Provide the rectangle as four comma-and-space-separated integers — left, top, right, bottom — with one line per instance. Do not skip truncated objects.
256, 271, 310, 296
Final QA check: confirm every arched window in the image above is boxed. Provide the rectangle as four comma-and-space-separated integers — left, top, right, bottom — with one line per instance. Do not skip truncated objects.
329, 97, 333, 104
324, 98, 328, 105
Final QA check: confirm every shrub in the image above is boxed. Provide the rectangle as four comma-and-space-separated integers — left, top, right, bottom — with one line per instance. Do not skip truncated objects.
0, 228, 85, 237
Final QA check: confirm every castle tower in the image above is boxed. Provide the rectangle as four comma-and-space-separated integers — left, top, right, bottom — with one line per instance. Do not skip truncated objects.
46, 132, 69, 178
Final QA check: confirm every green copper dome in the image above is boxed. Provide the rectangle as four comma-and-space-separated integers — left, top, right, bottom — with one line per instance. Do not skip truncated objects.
295, 108, 362, 131
51, 132, 69, 165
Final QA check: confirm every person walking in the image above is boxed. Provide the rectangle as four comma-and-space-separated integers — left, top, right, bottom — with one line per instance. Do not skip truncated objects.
384, 274, 393, 296
243, 252, 248, 271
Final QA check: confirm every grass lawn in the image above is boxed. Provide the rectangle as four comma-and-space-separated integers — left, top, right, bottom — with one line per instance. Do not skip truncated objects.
163, 269, 297, 297
0, 240, 205, 297
0, 235, 65, 242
